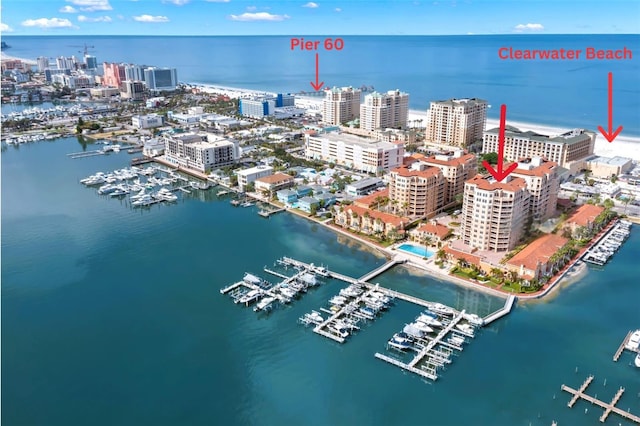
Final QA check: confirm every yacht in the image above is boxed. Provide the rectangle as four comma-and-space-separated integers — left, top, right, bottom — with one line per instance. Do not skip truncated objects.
238, 289, 262, 305
97, 184, 117, 195
254, 296, 275, 312
403, 323, 426, 339
131, 194, 156, 207
339, 285, 364, 298
416, 314, 443, 328
635, 353, 640, 368
130, 188, 147, 201
388, 332, 414, 351
410, 321, 434, 334
449, 335, 465, 346
369, 291, 393, 305
430, 303, 454, 316
626, 330, 640, 351
329, 295, 348, 306
329, 322, 350, 339
305, 311, 324, 325
279, 285, 297, 299
154, 188, 177, 202
456, 323, 475, 335
298, 272, 317, 287
463, 313, 485, 326
310, 264, 330, 277
358, 306, 377, 320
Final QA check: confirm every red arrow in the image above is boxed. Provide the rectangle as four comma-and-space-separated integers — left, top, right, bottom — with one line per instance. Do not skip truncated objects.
309, 53, 324, 91
483, 104, 518, 183
597, 72, 623, 142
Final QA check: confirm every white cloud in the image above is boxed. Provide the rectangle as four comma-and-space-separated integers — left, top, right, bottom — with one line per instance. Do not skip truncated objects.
66, 0, 112, 12
164, 0, 190, 4
303, 2, 318, 8
334, 7, 341, 12
133, 14, 170, 23
21, 17, 75, 28
1, 22, 14, 32
246, 6, 257, 11
78, 15, 112, 22
59, 5, 78, 13
514, 23, 544, 32
228, 12, 289, 21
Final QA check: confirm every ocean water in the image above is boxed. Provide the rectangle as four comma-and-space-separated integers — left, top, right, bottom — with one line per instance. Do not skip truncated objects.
2, 139, 639, 425
3, 34, 640, 135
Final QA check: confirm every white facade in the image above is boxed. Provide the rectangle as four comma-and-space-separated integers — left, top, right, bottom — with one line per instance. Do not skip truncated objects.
239, 98, 276, 118
425, 98, 487, 147
360, 90, 409, 131
144, 67, 178, 92
305, 132, 404, 174
236, 165, 274, 192
132, 114, 164, 129
163, 132, 235, 172
322, 86, 361, 125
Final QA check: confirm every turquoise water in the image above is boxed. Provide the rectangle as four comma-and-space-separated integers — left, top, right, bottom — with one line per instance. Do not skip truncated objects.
3, 34, 640, 135
2, 139, 640, 425
397, 243, 435, 258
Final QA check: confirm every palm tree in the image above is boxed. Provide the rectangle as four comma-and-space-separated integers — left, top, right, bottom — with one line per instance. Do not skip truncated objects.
421, 235, 433, 258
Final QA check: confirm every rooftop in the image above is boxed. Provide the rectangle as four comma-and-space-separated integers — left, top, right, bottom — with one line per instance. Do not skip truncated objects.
237, 165, 273, 177
466, 174, 527, 192
586, 156, 633, 167
354, 188, 389, 208
566, 204, 605, 227
506, 233, 569, 272
308, 132, 400, 150
485, 127, 595, 145
511, 157, 558, 177
255, 172, 293, 185
343, 204, 409, 227
346, 177, 383, 190
423, 151, 476, 167
414, 222, 451, 239
391, 165, 442, 179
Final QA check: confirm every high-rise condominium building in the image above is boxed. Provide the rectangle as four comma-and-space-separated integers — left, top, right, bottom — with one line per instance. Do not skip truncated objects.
510, 157, 559, 222
388, 165, 445, 218
425, 98, 487, 147
460, 175, 530, 252
163, 133, 235, 173
482, 127, 595, 173
322, 86, 361, 125
144, 67, 179, 92
360, 90, 409, 131
102, 62, 126, 88
421, 150, 477, 206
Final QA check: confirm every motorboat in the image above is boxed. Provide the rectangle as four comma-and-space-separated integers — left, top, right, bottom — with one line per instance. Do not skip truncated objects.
254, 296, 275, 312
243, 273, 263, 286
410, 321, 434, 334
279, 285, 297, 299
329, 295, 348, 306
306, 311, 324, 324
154, 187, 178, 202
98, 184, 117, 195
298, 272, 317, 287
635, 353, 640, 368
339, 285, 364, 298
369, 291, 393, 305
329, 322, 349, 339
403, 323, 426, 339
416, 314, 443, 328
310, 263, 330, 277
456, 323, 475, 335
388, 332, 413, 351
131, 194, 156, 207
130, 188, 147, 201
626, 330, 640, 351
238, 289, 262, 305
463, 313, 485, 326
448, 335, 465, 346
358, 306, 377, 319
430, 303, 454, 316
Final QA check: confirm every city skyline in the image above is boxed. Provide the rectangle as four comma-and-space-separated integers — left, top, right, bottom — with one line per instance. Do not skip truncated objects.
1, 0, 638, 36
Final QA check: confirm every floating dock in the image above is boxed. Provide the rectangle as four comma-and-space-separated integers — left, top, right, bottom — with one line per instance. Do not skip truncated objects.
561, 375, 640, 424
613, 330, 639, 361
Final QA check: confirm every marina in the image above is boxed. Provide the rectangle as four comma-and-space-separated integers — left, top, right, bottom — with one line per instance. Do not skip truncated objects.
561, 376, 640, 424
613, 329, 640, 362
583, 220, 632, 266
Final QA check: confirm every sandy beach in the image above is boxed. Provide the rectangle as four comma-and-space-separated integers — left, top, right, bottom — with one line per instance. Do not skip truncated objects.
409, 109, 640, 161
0, 51, 37, 65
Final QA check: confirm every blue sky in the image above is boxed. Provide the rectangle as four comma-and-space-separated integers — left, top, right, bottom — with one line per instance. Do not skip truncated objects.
1, 0, 638, 36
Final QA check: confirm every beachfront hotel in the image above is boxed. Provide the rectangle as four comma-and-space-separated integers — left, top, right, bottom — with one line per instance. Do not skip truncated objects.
482, 127, 596, 173
322, 86, 361, 125
304, 132, 404, 174
460, 175, 530, 252
420, 150, 477, 206
388, 165, 445, 218
121, 80, 145, 101
144, 67, 179, 92
102, 62, 125, 88
425, 98, 488, 148
360, 90, 409, 131
163, 132, 235, 173
510, 157, 559, 222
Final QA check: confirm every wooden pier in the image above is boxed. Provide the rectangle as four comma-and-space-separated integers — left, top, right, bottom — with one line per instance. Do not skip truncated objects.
613, 330, 638, 361
561, 376, 640, 424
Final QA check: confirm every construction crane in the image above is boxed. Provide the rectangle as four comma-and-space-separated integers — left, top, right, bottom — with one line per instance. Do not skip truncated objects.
68, 43, 95, 57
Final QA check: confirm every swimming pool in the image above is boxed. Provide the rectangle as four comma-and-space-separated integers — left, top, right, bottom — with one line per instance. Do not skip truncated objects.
397, 243, 435, 258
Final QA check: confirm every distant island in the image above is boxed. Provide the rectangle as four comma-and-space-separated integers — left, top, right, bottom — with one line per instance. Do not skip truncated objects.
1, 41, 9, 50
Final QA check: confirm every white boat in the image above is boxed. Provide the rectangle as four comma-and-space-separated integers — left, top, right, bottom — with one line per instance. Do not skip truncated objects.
238, 289, 262, 305
329, 295, 348, 306
410, 321, 434, 334
388, 332, 414, 351
310, 263, 329, 277
131, 194, 156, 207
416, 314, 443, 328
279, 286, 297, 299
430, 303, 454, 316
130, 188, 147, 201
254, 296, 275, 312
154, 187, 178, 202
462, 313, 485, 326
456, 323, 475, 335
626, 330, 640, 350
240, 201, 254, 207
305, 311, 324, 324
339, 285, 363, 298
329, 322, 350, 338
449, 335, 465, 346
403, 323, 426, 339
298, 272, 317, 286
635, 353, 640, 368
98, 184, 117, 195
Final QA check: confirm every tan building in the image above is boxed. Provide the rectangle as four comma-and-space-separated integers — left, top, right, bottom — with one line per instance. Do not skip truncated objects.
563, 204, 605, 235
360, 90, 409, 131
322, 86, 361, 125
254, 172, 294, 195
584, 156, 633, 178
388, 165, 444, 218
421, 150, 477, 206
410, 220, 451, 244
425, 98, 487, 148
460, 175, 530, 252
505, 233, 569, 280
482, 127, 595, 173
333, 204, 408, 237
511, 157, 559, 222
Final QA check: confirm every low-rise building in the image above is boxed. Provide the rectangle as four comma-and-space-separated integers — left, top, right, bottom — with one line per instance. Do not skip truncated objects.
505, 233, 569, 280
142, 138, 165, 157
298, 196, 320, 213
277, 189, 298, 205
345, 177, 384, 197
237, 165, 274, 192
585, 155, 633, 178
132, 113, 164, 129
333, 204, 409, 237
410, 221, 451, 245
563, 204, 605, 236
254, 172, 295, 195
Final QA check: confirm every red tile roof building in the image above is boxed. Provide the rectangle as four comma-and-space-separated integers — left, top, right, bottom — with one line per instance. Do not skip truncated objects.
333, 204, 408, 237
388, 165, 444, 218
506, 233, 569, 280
